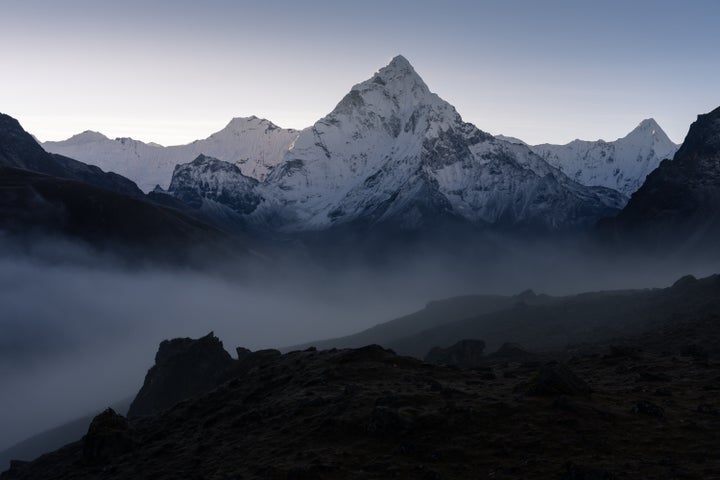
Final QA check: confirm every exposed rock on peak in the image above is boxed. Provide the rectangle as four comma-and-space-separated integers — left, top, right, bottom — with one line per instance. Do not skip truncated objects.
167, 155, 261, 215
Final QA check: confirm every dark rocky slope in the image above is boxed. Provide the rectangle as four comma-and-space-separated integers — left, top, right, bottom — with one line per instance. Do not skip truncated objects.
287, 291, 551, 352
0, 399, 132, 472
0, 167, 242, 262
4, 311, 720, 479
294, 275, 720, 359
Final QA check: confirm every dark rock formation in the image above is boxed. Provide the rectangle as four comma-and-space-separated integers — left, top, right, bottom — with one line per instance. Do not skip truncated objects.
424, 339, 486, 367
82, 409, 136, 463
128, 332, 234, 417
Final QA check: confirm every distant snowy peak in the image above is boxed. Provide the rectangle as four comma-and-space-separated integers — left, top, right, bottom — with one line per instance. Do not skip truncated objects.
43, 117, 299, 192
60, 130, 110, 144
531, 119, 679, 197
206, 116, 298, 141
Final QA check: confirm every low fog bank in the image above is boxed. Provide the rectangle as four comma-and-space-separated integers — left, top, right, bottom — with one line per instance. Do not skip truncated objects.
1, 234, 718, 452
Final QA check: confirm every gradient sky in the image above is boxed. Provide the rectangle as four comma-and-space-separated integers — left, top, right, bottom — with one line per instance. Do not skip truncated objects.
1, 0, 719, 146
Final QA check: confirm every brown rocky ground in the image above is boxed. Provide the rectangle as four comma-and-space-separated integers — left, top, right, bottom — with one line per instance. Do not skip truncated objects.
3, 310, 719, 480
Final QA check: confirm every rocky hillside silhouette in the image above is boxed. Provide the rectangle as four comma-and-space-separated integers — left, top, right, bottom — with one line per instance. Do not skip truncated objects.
4, 288, 720, 479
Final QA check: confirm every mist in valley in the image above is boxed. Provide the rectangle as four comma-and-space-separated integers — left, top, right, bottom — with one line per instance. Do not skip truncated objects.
1, 234, 718, 452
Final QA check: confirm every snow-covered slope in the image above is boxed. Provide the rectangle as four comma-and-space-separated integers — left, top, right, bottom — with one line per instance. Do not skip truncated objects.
532, 119, 678, 196
169, 55, 625, 232
43, 117, 299, 192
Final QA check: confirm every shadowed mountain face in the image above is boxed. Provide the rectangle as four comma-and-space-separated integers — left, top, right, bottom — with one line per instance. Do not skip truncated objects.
0, 113, 142, 197
0, 167, 238, 261
602, 106, 720, 252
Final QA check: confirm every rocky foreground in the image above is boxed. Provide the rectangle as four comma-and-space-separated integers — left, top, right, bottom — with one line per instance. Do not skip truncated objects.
3, 311, 719, 480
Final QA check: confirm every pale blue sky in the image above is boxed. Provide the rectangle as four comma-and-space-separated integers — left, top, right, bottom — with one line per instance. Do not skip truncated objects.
1, 0, 718, 145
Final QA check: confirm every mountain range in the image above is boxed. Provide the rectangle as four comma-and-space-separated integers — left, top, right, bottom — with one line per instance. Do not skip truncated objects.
42, 59, 678, 207
523, 118, 678, 196
1, 55, 719, 254
149, 56, 626, 232
43, 117, 298, 193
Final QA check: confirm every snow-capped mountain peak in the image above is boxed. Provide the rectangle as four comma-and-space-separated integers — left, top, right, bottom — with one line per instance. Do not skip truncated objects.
215, 116, 292, 137
241, 55, 625, 231
369, 55, 430, 94
531, 119, 679, 197
623, 118, 674, 147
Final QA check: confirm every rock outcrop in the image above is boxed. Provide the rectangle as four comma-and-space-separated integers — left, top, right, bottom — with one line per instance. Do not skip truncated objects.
128, 332, 234, 417
424, 339, 486, 367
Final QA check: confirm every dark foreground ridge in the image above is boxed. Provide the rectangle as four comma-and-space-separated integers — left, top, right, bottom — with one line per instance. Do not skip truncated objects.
4, 310, 720, 479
